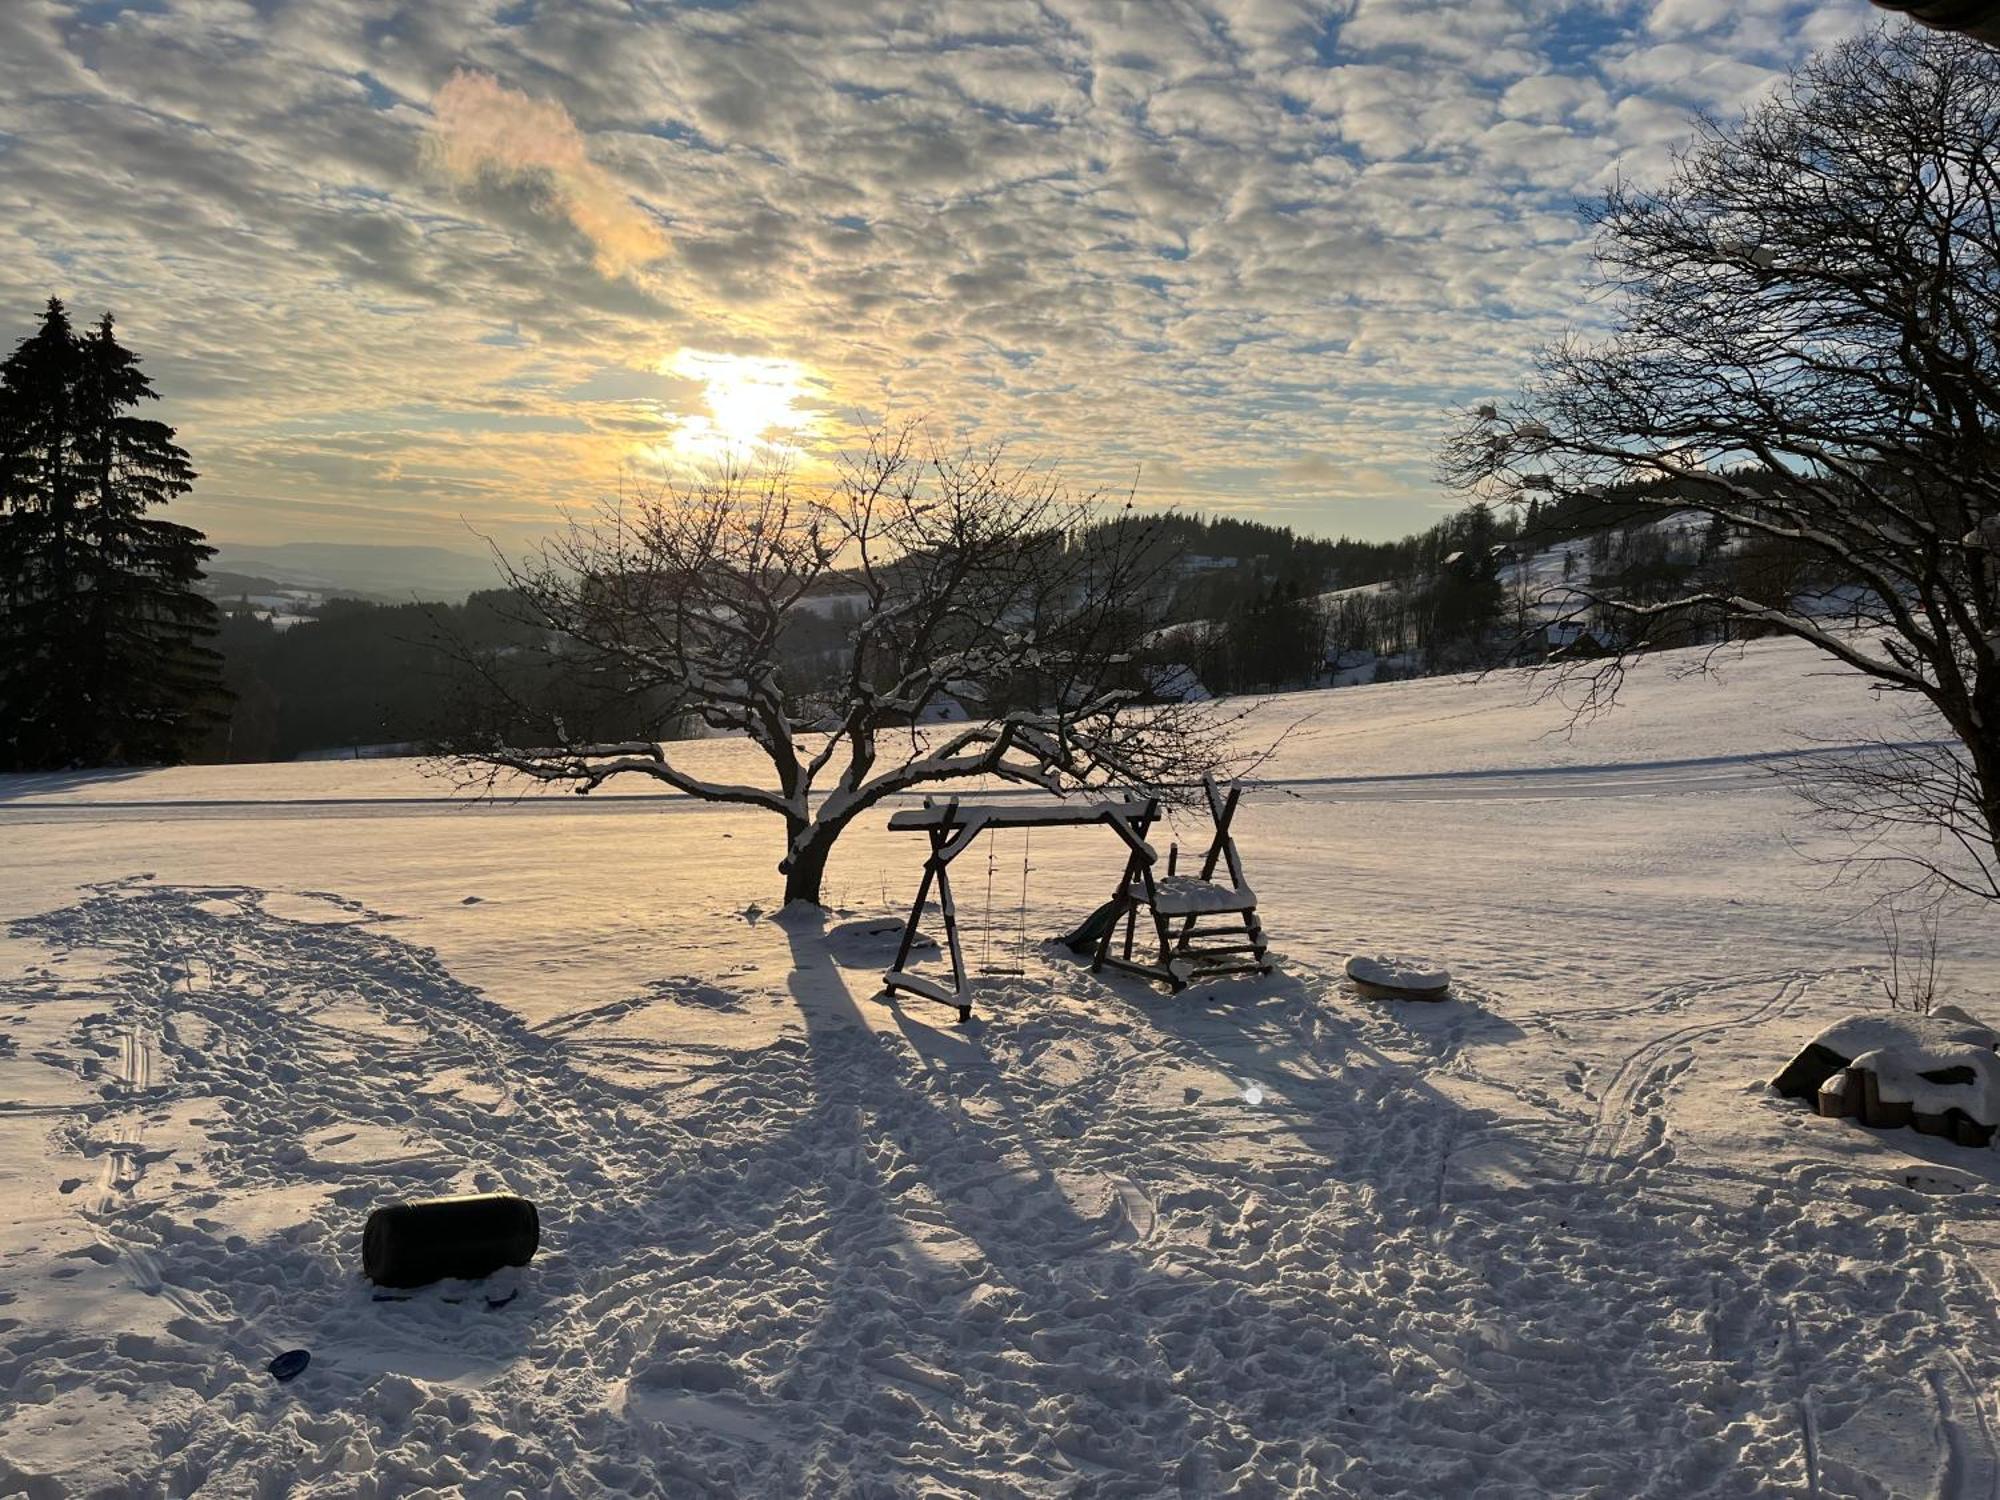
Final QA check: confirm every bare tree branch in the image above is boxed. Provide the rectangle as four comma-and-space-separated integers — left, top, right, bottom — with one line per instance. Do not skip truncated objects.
1440, 26, 2000, 906
441, 424, 1243, 905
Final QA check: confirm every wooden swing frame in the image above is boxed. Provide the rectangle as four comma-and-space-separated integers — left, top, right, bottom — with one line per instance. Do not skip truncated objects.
882, 796, 1160, 1023
880, 777, 1270, 1022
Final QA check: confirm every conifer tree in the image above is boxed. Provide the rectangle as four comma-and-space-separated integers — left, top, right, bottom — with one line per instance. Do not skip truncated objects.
0, 299, 222, 769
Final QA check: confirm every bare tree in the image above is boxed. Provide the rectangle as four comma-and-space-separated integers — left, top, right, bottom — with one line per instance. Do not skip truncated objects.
1441, 26, 2000, 904
449, 426, 1241, 906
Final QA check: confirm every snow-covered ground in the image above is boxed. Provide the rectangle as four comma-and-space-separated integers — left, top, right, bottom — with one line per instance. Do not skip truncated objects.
3, 637, 1998, 1496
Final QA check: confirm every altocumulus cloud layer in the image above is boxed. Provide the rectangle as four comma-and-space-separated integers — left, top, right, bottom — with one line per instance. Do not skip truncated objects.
0, 0, 1877, 547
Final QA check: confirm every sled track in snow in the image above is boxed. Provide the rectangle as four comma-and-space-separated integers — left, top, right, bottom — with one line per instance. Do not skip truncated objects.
1573, 969, 1820, 1185
9, 880, 731, 1493
1555, 962, 2000, 1494
9, 884, 2000, 1496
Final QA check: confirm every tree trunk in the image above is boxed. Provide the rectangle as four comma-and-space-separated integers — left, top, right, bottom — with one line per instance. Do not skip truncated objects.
1973, 726, 2000, 888
782, 821, 838, 908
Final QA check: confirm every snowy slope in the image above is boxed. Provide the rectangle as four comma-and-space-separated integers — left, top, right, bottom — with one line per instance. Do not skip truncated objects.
3, 636, 1999, 1497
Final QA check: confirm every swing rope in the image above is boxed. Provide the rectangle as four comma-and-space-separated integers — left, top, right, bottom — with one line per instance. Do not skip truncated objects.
981, 832, 998, 971
1015, 826, 1031, 967
977, 827, 1033, 976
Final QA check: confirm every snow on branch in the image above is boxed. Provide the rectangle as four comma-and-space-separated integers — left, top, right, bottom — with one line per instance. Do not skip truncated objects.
439, 424, 1244, 902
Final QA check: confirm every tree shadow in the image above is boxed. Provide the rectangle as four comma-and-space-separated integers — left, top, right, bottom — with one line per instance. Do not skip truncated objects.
708, 906, 1416, 1490
12, 884, 1999, 1497
0, 765, 154, 802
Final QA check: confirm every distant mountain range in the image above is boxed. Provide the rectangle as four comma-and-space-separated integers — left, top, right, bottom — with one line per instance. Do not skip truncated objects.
206, 542, 504, 603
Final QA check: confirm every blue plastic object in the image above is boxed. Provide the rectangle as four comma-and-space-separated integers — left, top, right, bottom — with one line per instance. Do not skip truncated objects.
268, 1349, 310, 1382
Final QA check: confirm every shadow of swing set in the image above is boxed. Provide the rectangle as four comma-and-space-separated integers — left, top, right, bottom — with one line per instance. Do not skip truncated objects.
880, 775, 1271, 1023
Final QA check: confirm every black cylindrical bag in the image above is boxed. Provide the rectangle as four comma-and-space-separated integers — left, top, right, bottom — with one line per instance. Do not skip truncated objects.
363, 1193, 540, 1289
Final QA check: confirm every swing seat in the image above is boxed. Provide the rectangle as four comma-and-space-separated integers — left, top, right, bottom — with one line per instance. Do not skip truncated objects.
884, 796, 1158, 1023
1135, 875, 1258, 917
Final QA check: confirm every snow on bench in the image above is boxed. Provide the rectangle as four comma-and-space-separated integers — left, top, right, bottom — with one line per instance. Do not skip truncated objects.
1134, 875, 1258, 917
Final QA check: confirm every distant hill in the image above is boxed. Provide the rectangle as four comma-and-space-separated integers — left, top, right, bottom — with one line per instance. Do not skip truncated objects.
206, 542, 502, 603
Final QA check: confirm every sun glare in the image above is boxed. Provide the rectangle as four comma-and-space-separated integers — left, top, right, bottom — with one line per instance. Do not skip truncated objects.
659, 348, 815, 466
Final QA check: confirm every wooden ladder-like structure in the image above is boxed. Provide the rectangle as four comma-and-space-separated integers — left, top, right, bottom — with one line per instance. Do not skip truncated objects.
1093, 776, 1270, 991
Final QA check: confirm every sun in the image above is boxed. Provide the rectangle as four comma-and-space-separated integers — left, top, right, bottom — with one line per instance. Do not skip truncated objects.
658, 348, 814, 466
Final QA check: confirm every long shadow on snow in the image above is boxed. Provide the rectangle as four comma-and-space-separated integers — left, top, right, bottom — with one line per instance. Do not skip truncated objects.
1117, 958, 2000, 1497
5, 883, 1395, 1494
17, 885, 2000, 1498
0, 764, 152, 802
753, 908, 1415, 1495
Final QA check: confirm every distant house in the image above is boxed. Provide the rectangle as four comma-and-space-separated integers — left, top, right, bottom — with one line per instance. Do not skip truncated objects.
1178, 554, 1239, 575
792, 582, 870, 619
1527, 620, 1606, 657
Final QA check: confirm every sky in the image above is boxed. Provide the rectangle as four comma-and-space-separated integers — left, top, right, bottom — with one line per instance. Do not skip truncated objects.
0, 0, 1879, 553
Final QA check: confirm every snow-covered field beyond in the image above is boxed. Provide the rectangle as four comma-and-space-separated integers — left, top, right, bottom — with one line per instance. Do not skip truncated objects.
4, 638, 2000, 1497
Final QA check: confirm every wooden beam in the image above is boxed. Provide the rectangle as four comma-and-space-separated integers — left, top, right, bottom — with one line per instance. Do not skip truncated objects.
887, 799, 1154, 832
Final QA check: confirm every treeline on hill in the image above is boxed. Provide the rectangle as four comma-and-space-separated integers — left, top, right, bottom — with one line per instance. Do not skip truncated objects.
200, 510, 1356, 761
1167, 502, 1535, 692
1313, 475, 1829, 682
1095, 506, 1517, 695
190, 484, 1830, 762
203, 597, 481, 762
1181, 473, 1831, 694
198, 592, 701, 763
184, 506, 1539, 759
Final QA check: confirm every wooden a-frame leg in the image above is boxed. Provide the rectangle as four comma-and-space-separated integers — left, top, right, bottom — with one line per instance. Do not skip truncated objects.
1120, 804, 1155, 968
1151, 898, 1180, 990
1244, 909, 1270, 969
932, 834, 971, 1023
891, 862, 938, 976
1094, 848, 1143, 975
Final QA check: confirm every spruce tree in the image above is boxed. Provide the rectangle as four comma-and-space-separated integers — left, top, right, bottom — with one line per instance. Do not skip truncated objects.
0, 299, 222, 769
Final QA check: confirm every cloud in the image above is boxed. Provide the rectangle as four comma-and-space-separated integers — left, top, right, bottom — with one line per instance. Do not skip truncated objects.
1498, 74, 1612, 125
1279, 452, 1342, 483
426, 69, 668, 278
0, 0, 1885, 551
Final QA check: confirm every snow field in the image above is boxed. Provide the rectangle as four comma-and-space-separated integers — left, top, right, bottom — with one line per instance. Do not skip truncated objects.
2, 635, 1999, 1496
